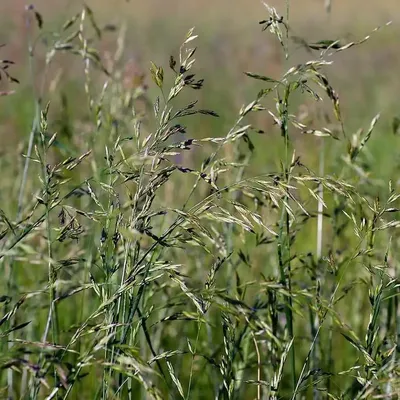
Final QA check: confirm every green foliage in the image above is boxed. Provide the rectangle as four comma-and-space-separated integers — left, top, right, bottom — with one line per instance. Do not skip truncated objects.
0, 2, 399, 400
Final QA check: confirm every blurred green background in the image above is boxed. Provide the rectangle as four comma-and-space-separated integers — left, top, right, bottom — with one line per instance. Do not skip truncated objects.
1, 0, 400, 182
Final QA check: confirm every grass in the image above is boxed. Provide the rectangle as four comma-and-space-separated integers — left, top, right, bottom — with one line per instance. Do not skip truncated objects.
0, 2, 400, 399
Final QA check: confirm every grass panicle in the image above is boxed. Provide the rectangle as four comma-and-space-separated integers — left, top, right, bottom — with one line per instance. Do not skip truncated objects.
0, 2, 399, 399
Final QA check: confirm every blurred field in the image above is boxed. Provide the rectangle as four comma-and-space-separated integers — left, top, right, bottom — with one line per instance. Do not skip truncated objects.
1, 0, 400, 177
1, 1, 400, 399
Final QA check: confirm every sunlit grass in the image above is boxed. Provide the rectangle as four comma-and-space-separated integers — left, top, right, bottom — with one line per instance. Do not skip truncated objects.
0, 2, 399, 399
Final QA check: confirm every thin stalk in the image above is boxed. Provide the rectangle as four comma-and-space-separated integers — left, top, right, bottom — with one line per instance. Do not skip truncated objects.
281, 7, 297, 390
312, 10, 333, 397
102, 158, 119, 400
244, 313, 262, 400
186, 320, 202, 399
31, 115, 60, 399
276, 87, 296, 391
312, 137, 325, 399
44, 164, 59, 354
285, 0, 290, 59
316, 139, 324, 260
224, 141, 251, 290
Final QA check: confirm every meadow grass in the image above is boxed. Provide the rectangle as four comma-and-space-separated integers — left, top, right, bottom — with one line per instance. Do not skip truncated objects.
0, 2, 399, 399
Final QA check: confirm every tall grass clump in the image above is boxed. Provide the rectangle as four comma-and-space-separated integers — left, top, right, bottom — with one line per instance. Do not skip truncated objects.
0, 2, 399, 399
